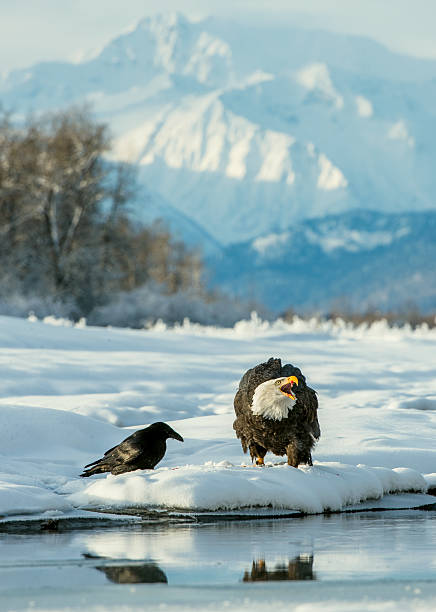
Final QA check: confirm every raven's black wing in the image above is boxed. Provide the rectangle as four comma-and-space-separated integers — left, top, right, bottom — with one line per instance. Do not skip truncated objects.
84, 431, 145, 468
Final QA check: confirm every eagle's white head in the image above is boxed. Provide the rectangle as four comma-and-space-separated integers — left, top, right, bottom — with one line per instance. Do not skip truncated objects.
251, 376, 299, 421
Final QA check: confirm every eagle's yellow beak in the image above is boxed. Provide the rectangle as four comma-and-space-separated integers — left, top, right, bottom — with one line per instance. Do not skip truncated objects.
279, 376, 298, 400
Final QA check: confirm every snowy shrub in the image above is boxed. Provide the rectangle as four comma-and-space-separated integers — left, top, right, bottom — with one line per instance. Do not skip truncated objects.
0, 293, 79, 320
87, 283, 260, 328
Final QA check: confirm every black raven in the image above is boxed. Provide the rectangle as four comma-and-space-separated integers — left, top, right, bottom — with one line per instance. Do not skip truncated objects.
80, 421, 183, 477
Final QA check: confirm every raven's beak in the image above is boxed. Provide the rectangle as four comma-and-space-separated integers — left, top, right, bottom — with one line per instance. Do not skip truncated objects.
170, 429, 184, 442
279, 376, 299, 400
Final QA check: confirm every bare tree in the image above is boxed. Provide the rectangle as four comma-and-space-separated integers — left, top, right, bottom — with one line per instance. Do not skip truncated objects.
0, 106, 207, 320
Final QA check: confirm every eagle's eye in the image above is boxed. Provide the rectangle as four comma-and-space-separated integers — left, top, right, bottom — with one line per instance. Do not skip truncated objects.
274, 379, 282, 386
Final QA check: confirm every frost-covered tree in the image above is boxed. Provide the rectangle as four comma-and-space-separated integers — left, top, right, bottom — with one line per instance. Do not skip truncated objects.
0, 107, 208, 321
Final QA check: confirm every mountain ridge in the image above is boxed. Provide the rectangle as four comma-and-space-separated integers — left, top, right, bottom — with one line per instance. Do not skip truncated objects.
209, 209, 436, 313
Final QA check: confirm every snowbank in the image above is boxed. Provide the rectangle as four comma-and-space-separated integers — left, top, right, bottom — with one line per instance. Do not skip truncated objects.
68, 462, 427, 515
0, 314, 434, 520
146, 311, 436, 340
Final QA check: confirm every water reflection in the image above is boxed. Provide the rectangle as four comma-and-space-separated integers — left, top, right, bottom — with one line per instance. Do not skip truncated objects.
1, 510, 435, 591
79, 526, 195, 565
95, 563, 168, 584
83, 553, 168, 584
243, 556, 315, 582
73, 511, 436, 585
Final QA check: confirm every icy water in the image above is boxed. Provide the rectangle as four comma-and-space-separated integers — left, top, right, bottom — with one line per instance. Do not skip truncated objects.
1, 510, 436, 610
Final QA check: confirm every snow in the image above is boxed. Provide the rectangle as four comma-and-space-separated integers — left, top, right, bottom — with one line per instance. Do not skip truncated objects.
252, 231, 290, 256
296, 62, 344, 109
316, 153, 348, 191
255, 130, 296, 184
388, 119, 414, 146
69, 462, 428, 515
355, 95, 373, 118
304, 226, 409, 253
0, 314, 435, 522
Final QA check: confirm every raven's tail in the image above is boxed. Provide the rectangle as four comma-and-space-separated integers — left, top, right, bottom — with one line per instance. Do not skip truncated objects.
80, 461, 110, 478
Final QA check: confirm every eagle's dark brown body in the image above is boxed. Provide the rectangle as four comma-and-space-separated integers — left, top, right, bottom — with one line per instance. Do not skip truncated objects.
233, 358, 320, 467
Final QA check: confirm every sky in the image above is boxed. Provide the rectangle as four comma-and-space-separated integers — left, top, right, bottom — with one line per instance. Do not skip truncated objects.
0, 0, 436, 74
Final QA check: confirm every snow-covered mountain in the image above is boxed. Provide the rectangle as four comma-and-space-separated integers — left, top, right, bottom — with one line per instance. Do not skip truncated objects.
1, 13, 435, 310
209, 209, 436, 313
2, 13, 436, 244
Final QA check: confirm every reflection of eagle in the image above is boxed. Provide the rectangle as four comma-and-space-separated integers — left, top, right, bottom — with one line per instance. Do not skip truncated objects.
233, 358, 320, 467
80, 421, 183, 477
243, 556, 315, 582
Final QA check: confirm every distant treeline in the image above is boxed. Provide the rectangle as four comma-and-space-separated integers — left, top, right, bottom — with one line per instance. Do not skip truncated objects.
0, 107, 221, 322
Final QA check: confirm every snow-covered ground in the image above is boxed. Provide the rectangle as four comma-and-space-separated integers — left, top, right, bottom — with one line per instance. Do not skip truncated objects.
0, 313, 435, 521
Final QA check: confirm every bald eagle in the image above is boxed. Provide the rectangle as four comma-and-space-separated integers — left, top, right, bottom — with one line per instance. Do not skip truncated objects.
233, 358, 320, 467
80, 421, 183, 477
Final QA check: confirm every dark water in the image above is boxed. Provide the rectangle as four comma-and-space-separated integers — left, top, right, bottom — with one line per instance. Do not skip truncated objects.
0, 510, 435, 591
